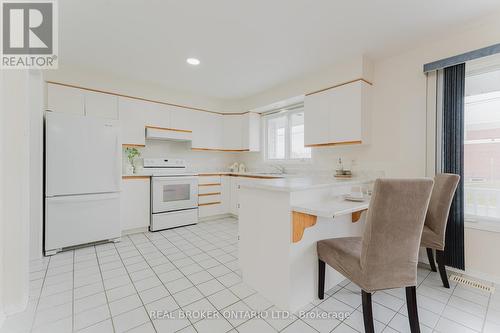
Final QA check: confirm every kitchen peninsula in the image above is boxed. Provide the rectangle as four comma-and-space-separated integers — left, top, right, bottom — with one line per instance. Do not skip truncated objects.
237, 176, 372, 312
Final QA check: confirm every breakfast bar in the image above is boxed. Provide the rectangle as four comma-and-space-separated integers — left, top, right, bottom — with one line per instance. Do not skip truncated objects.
237, 176, 372, 312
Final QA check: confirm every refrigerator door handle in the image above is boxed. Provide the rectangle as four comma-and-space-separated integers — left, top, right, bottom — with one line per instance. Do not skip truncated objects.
47, 192, 120, 203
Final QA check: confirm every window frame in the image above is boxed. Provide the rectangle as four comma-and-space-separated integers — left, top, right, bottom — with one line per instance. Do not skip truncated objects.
264, 106, 311, 163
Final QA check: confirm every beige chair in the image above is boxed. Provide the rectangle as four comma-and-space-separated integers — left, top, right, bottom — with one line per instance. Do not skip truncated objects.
422, 173, 460, 288
317, 178, 434, 333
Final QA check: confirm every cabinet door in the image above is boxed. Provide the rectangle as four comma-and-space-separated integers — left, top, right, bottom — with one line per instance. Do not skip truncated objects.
192, 112, 223, 149
329, 81, 363, 143
304, 91, 330, 146
223, 115, 243, 150
171, 107, 195, 132
47, 84, 84, 115
85, 91, 118, 119
118, 97, 146, 145
120, 178, 150, 231
144, 103, 170, 129
230, 177, 239, 216
220, 175, 230, 214
242, 113, 260, 151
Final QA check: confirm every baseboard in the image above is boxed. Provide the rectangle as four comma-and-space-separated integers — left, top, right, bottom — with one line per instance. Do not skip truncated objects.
419, 258, 500, 285
121, 226, 149, 236
198, 213, 236, 223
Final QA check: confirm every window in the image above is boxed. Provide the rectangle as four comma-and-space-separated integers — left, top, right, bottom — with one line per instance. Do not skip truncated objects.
265, 107, 311, 161
464, 67, 500, 223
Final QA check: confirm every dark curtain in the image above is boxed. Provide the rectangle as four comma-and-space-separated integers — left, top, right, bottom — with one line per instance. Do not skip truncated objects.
441, 63, 465, 270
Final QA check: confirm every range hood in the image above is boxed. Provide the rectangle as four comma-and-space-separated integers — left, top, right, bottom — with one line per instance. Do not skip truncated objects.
145, 126, 192, 142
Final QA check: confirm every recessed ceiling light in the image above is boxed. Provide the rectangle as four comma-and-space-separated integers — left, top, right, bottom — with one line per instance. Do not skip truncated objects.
186, 58, 200, 66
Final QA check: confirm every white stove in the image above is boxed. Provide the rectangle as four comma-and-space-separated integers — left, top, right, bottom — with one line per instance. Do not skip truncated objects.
145, 158, 199, 231
143, 158, 197, 176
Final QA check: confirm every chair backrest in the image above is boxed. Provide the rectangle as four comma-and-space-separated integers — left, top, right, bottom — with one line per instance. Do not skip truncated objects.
425, 173, 460, 244
360, 178, 434, 289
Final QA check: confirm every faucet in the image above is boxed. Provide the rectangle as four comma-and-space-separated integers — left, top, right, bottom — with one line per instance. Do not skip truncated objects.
270, 164, 285, 174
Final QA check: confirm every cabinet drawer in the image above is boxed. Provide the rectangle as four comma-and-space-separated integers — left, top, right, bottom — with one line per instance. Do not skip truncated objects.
198, 194, 221, 205
199, 185, 221, 194
198, 203, 222, 218
198, 175, 221, 185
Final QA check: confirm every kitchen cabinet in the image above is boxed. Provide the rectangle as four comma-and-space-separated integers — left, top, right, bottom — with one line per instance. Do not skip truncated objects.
198, 174, 231, 218
84, 91, 118, 119
223, 115, 243, 150
304, 80, 371, 147
241, 112, 260, 151
47, 84, 85, 115
120, 177, 150, 231
221, 113, 260, 151
144, 103, 171, 129
229, 176, 240, 216
118, 97, 147, 146
171, 107, 195, 132
192, 112, 223, 150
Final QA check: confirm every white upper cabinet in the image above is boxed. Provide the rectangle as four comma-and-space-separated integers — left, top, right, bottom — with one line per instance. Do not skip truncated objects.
221, 113, 260, 151
304, 80, 371, 147
144, 103, 171, 129
223, 115, 243, 150
242, 113, 260, 152
47, 84, 85, 115
192, 112, 223, 150
84, 91, 118, 119
118, 97, 147, 145
171, 107, 195, 132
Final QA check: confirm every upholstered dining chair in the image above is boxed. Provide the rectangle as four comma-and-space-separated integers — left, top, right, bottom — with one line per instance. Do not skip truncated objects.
317, 178, 434, 333
422, 173, 460, 289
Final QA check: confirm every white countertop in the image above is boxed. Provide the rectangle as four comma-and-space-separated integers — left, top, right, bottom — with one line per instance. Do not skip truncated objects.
238, 175, 371, 192
291, 195, 370, 218
122, 171, 285, 178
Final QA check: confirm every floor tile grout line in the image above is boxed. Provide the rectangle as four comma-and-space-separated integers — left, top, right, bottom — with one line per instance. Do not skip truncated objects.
29, 255, 52, 333
94, 245, 117, 333
150, 223, 253, 330
481, 290, 492, 333
111, 235, 160, 332
141, 229, 240, 332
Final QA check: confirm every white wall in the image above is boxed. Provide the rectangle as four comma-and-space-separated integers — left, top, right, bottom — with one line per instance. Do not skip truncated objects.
236, 12, 500, 282
0, 70, 32, 317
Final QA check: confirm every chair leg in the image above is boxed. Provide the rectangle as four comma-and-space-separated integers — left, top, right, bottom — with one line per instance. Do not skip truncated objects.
405, 286, 420, 333
426, 248, 437, 272
361, 290, 375, 333
318, 259, 325, 299
436, 250, 450, 288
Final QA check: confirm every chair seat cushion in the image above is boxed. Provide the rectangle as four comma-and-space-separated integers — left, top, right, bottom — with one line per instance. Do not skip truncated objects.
317, 237, 364, 288
420, 225, 444, 250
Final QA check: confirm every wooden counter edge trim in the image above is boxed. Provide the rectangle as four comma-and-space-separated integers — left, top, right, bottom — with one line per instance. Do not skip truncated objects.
292, 211, 318, 243
198, 183, 221, 187
145, 125, 192, 133
198, 192, 221, 197
122, 175, 150, 180
352, 209, 367, 223
122, 143, 146, 148
46, 81, 260, 116
191, 148, 251, 152
305, 78, 373, 96
199, 202, 221, 206
305, 140, 362, 148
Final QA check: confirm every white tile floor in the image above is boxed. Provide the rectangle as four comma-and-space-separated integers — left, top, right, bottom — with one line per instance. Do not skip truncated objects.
2, 217, 499, 333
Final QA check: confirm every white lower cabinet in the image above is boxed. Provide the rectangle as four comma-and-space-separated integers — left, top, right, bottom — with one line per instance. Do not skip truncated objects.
198, 175, 230, 218
120, 178, 150, 231
229, 176, 240, 216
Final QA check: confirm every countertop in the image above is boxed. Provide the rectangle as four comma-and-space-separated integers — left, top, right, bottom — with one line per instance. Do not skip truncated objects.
291, 195, 370, 218
122, 171, 284, 179
238, 176, 372, 192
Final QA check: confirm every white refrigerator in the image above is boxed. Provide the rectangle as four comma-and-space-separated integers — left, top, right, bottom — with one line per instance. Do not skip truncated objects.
45, 112, 121, 255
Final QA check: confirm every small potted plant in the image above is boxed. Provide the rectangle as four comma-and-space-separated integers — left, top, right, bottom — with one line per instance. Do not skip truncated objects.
124, 147, 141, 174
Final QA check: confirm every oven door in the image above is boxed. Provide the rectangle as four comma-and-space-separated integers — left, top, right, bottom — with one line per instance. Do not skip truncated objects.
152, 176, 198, 213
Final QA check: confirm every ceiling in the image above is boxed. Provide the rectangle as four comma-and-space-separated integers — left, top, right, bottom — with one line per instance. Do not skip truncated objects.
59, 0, 500, 100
